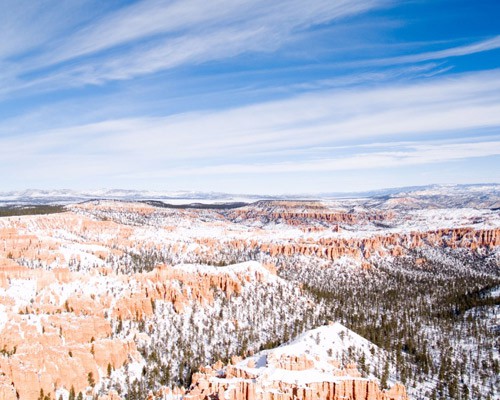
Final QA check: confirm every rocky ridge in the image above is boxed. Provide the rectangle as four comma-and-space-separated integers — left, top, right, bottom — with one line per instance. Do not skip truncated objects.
181, 322, 408, 400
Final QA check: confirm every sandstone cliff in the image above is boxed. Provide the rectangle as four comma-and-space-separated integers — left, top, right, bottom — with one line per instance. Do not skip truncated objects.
182, 322, 408, 400
0, 259, 281, 399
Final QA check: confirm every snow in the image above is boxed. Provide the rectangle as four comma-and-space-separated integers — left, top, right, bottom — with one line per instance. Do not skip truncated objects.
5, 279, 37, 309
234, 322, 381, 386
265, 367, 368, 385
485, 285, 500, 298
55, 388, 69, 400
58, 243, 107, 267
0, 184, 497, 398
127, 359, 147, 380
272, 322, 371, 358
0, 188, 263, 206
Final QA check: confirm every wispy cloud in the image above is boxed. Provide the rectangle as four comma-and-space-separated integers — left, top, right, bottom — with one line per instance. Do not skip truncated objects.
46, 0, 383, 63
12, 1, 498, 95
40, 27, 274, 86
0, 1, 87, 59
161, 140, 500, 176
1, 0, 499, 192
369, 35, 500, 66
8, 0, 385, 89
2, 69, 499, 180
277, 63, 448, 92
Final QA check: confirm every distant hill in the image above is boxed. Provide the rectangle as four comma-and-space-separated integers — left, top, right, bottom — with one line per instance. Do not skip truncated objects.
1, 183, 498, 209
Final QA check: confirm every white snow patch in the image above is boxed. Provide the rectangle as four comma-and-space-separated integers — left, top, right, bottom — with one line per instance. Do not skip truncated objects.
6, 279, 37, 309
230, 322, 383, 387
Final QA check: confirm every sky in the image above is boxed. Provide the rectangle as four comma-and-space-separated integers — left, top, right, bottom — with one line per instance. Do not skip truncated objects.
0, 0, 499, 195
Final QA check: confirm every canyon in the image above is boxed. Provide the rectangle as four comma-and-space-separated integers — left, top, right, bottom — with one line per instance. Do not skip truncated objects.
0, 185, 498, 399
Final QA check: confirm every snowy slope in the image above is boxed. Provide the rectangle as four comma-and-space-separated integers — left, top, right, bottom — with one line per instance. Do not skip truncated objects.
237, 322, 389, 385
179, 322, 407, 400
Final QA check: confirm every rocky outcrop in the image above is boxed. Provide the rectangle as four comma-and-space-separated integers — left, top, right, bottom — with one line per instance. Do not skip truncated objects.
259, 228, 500, 261
183, 322, 409, 400
226, 201, 393, 228
0, 258, 277, 398
1, 203, 497, 277
186, 365, 408, 400
186, 373, 384, 399
0, 309, 139, 398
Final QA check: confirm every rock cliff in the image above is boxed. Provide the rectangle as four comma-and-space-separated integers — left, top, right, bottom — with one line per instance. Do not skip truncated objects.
0, 259, 281, 398
183, 322, 408, 400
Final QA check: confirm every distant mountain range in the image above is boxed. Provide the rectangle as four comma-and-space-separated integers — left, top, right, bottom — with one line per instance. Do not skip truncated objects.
0, 188, 263, 206
0, 183, 498, 207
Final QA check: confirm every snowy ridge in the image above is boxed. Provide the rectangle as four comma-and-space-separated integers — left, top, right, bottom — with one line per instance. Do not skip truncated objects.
180, 322, 407, 400
238, 322, 384, 385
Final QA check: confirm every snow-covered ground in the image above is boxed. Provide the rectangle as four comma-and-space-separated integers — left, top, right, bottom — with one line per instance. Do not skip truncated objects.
0, 185, 498, 399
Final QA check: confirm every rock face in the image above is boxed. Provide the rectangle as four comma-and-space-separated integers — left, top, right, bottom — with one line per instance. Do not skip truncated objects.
1, 201, 495, 275
0, 260, 271, 398
184, 322, 408, 400
259, 227, 500, 261
227, 200, 393, 227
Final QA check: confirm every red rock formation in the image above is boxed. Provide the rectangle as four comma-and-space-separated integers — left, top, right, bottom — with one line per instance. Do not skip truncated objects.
184, 359, 408, 400
0, 256, 276, 398
0, 201, 496, 399
257, 228, 499, 261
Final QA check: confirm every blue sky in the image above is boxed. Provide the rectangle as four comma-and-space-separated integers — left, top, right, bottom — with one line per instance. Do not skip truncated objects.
1, 0, 499, 194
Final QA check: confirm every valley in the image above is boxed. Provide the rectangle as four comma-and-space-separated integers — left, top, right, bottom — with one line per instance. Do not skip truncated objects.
0, 185, 498, 400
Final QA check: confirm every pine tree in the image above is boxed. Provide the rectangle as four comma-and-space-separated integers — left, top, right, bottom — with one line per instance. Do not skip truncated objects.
381, 359, 390, 390
88, 371, 95, 387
